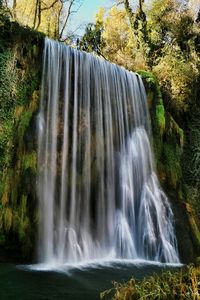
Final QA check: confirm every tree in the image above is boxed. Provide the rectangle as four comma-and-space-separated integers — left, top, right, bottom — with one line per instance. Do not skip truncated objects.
4, 0, 83, 40
146, 0, 200, 121
102, 6, 136, 67
79, 0, 199, 115
12, 0, 16, 18
79, 4, 149, 70
188, 0, 200, 19
77, 7, 105, 56
117, 0, 149, 57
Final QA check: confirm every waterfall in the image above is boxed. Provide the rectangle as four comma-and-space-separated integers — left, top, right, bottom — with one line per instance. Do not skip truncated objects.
37, 38, 180, 265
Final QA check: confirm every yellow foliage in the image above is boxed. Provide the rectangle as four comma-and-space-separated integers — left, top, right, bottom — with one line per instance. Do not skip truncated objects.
147, 0, 180, 45
133, 52, 149, 71
39, 1, 61, 37
153, 51, 197, 112
102, 6, 137, 70
95, 7, 105, 26
15, 0, 61, 37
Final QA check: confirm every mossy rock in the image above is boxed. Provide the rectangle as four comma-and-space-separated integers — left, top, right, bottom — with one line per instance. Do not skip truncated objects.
156, 103, 165, 135
185, 202, 200, 252
138, 70, 200, 262
0, 13, 43, 261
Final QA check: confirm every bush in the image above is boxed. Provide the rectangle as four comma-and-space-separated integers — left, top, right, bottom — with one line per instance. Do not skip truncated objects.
101, 265, 200, 300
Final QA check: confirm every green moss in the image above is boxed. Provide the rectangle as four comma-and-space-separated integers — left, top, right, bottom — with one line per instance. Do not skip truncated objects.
185, 203, 200, 251
0, 15, 43, 259
1, 177, 10, 205
169, 115, 184, 147
163, 143, 182, 188
11, 185, 18, 206
22, 151, 37, 172
32, 44, 37, 56
183, 107, 200, 193
138, 70, 156, 85
0, 50, 17, 173
17, 73, 39, 106
139, 70, 164, 139
138, 70, 162, 100
184, 185, 200, 220
139, 71, 185, 193
20, 195, 27, 217
18, 217, 29, 242
156, 103, 165, 135
17, 110, 33, 146
4, 207, 12, 233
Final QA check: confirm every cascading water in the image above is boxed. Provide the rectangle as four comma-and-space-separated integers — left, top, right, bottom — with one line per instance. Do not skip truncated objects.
37, 38, 180, 265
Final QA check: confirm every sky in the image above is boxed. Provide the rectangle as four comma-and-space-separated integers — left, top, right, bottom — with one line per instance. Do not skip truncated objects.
68, 0, 200, 37
68, 0, 113, 37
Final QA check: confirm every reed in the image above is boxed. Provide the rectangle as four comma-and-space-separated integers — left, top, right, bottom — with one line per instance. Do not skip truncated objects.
101, 265, 200, 300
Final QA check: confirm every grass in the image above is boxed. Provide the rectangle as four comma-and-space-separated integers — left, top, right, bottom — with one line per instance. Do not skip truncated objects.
100, 265, 200, 300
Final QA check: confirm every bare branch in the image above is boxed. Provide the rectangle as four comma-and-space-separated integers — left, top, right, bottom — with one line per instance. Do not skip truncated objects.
41, 0, 59, 11
3, 0, 8, 7
70, 2, 82, 14
59, 0, 83, 40
116, 0, 124, 6
36, 0, 42, 30
2, 0, 13, 18
33, 0, 40, 29
59, 0, 74, 39
60, 23, 83, 42
57, 0, 64, 38
12, 0, 17, 18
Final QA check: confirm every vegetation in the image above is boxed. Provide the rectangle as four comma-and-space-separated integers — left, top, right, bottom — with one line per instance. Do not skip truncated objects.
100, 265, 200, 300
0, 7, 43, 260
2, 0, 82, 41
80, 0, 199, 113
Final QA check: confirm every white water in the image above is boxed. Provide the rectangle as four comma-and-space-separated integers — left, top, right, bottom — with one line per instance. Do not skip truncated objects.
37, 38, 180, 265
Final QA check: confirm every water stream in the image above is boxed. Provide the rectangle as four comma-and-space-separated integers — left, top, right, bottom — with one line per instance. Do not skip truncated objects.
37, 38, 180, 265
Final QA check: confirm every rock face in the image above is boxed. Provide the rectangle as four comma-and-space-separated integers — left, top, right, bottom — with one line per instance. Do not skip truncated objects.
0, 11, 199, 263
140, 71, 200, 263
0, 10, 44, 261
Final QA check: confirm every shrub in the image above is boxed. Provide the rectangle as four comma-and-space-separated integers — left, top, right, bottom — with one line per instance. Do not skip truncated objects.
101, 265, 200, 300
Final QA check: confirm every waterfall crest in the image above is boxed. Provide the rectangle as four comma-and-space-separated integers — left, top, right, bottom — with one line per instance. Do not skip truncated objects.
37, 38, 180, 264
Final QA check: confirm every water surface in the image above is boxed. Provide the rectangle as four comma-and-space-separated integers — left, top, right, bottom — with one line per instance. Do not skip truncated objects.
0, 261, 182, 300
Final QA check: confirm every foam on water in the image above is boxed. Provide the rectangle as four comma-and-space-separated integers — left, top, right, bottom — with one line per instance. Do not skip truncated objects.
20, 259, 183, 276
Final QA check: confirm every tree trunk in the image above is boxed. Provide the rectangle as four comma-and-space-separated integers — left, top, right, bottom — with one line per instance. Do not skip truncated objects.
33, 0, 39, 29
13, 0, 17, 18
124, 0, 135, 29
36, 0, 41, 30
